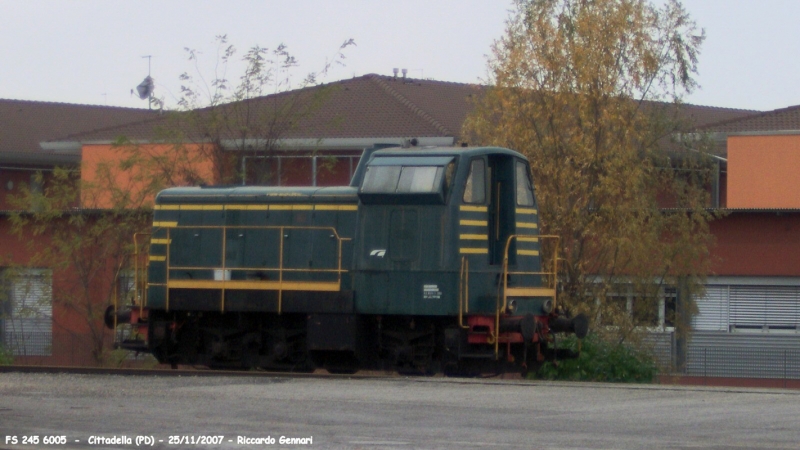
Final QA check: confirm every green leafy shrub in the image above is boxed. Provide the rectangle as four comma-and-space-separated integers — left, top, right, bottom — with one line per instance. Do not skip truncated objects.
533, 333, 657, 383
105, 348, 161, 369
0, 345, 13, 365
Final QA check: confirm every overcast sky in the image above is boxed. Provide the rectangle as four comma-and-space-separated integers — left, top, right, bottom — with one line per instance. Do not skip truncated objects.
1, 0, 797, 112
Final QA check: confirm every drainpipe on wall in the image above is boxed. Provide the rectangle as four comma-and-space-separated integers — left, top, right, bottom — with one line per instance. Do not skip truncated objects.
713, 160, 721, 208
312, 155, 317, 187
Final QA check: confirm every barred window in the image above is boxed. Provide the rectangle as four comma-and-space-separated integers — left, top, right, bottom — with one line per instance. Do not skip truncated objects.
1, 268, 53, 356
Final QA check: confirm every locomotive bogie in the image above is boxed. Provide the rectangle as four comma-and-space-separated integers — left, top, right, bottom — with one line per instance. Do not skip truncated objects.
143, 310, 559, 375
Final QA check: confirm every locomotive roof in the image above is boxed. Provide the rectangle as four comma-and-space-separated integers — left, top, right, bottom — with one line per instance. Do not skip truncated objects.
156, 185, 359, 204
369, 146, 525, 160
155, 146, 527, 204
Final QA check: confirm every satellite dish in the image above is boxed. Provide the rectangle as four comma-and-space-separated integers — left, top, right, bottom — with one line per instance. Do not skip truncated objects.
136, 76, 154, 100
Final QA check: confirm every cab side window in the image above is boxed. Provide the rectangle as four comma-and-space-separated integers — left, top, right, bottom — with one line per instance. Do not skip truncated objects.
515, 160, 534, 206
462, 159, 486, 204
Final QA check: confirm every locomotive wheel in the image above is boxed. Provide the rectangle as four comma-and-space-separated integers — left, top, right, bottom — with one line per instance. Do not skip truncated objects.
256, 362, 315, 373
379, 317, 436, 374
326, 368, 358, 375
443, 357, 488, 377
319, 351, 359, 375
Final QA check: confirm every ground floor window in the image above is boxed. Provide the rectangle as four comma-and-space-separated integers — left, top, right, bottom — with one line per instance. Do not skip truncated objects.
240, 151, 362, 186
598, 284, 676, 330
117, 269, 136, 304
694, 281, 800, 332
1, 268, 53, 356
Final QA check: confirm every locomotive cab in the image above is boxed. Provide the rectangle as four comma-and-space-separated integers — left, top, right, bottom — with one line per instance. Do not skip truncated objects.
350, 147, 586, 374
352, 148, 542, 316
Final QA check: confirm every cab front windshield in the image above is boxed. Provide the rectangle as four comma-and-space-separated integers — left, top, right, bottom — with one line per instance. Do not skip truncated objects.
361, 165, 446, 194
358, 155, 456, 205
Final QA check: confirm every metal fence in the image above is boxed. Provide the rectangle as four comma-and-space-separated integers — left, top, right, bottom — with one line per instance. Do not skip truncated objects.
643, 331, 675, 371
3, 326, 52, 357
5, 328, 800, 378
686, 347, 800, 379
1, 330, 156, 367
645, 331, 800, 380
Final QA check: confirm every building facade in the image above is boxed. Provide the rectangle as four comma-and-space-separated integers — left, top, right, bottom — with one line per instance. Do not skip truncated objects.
0, 99, 154, 364
5, 76, 800, 378
677, 108, 800, 379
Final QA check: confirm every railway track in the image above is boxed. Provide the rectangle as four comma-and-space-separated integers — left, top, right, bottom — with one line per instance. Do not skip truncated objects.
4, 365, 800, 394
0, 364, 537, 387
0, 364, 401, 379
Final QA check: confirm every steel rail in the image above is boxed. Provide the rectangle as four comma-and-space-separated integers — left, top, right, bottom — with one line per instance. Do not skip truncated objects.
0, 365, 400, 380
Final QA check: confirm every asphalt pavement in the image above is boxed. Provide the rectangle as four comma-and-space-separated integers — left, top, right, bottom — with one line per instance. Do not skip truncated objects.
1, 372, 799, 449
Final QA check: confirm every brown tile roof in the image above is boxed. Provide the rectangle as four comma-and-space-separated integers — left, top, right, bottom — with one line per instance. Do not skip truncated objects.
369, 76, 484, 136
51, 75, 484, 143
700, 104, 800, 133
672, 103, 759, 129
49, 74, 763, 147
0, 99, 155, 163
279, 74, 475, 138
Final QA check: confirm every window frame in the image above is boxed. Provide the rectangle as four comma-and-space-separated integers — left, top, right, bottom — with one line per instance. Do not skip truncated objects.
462, 158, 487, 205
515, 159, 535, 207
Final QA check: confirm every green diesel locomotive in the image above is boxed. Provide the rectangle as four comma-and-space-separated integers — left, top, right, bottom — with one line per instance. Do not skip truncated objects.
109, 146, 587, 374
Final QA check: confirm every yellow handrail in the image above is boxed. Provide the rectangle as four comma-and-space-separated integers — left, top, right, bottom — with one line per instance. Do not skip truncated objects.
458, 256, 470, 329
494, 234, 560, 359
157, 225, 350, 314
133, 232, 151, 318
111, 232, 150, 339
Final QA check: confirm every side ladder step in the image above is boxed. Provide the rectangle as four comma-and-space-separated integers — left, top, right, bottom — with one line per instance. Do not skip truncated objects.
505, 287, 555, 298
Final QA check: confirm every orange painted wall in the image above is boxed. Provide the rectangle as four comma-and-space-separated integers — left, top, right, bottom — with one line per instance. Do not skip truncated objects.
728, 135, 800, 208
81, 143, 216, 208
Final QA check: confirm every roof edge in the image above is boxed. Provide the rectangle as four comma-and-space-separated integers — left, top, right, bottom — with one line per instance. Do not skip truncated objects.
47, 136, 456, 150
725, 130, 800, 137
40, 141, 82, 152
0, 151, 80, 166
0, 97, 154, 112
221, 137, 455, 150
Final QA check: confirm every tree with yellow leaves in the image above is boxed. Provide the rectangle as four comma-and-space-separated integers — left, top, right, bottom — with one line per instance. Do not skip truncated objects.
464, 0, 714, 350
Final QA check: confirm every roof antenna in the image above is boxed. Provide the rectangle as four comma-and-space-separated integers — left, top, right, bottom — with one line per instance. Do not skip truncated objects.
135, 55, 155, 110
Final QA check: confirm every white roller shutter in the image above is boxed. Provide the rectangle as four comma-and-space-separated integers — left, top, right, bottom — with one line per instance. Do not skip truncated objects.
730, 285, 799, 330
693, 286, 729, 331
